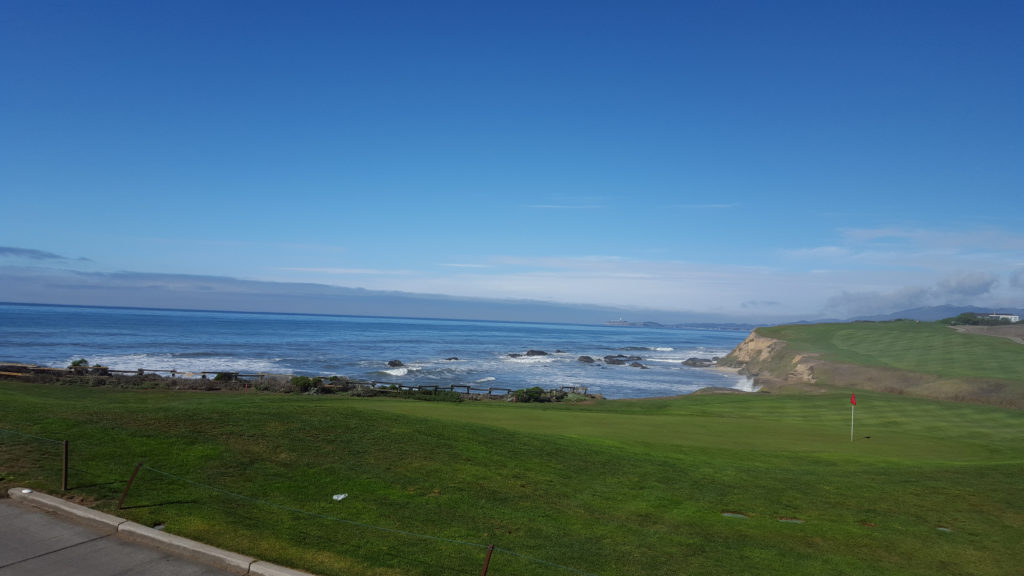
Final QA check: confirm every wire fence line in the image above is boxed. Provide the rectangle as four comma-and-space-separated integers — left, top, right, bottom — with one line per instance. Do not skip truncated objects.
0, 427, 64, 445
1, 426, 601, 576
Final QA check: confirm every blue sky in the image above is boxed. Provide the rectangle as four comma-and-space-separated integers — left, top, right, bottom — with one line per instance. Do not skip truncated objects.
2, 0, 1022, 322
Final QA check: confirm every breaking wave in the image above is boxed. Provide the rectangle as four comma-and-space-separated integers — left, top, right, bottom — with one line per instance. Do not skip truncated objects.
76, 353, 287, 375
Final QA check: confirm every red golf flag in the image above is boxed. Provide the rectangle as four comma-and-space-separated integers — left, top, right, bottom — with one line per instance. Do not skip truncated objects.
851, 393, 856, 406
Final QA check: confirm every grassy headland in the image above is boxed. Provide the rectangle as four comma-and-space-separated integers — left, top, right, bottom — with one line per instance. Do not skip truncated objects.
719, 320, 1024, 408
2, 378, 1022, 575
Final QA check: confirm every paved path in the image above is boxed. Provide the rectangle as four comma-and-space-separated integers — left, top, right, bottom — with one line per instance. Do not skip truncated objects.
1, 489, 310, 576
0, 499, 234, 575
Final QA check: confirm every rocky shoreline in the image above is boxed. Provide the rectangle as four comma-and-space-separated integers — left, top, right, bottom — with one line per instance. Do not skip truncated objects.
2, 345, 740, 399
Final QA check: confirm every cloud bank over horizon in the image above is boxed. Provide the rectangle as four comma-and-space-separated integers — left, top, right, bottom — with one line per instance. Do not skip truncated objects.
3, 234, 1021, 324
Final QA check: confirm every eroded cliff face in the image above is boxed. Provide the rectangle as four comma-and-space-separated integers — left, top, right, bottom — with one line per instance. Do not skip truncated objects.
720, 331, 784, 366
719, 330, 818, 390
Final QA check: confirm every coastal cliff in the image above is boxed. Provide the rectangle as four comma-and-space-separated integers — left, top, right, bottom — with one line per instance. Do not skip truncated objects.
716, 330, 818, 392
718, 325, 1024, 407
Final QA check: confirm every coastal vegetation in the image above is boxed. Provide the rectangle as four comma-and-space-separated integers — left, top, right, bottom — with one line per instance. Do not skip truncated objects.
2, 377, 1022, 575
0, 363, 590, 403
942, 312, 1019, 326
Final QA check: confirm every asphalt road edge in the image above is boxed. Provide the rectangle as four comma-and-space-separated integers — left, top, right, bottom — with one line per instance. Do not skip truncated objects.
7, 488, 316, 576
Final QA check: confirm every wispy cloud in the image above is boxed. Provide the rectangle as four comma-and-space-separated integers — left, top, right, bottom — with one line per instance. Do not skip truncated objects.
669, 203, 738, 209
838, 227, 921, 243
279, 267, 412, 275
935, 272, 1000, 299
783, 246, 852, 259
518, 192, 610, 210
1010, 267, 1024, 289
364, 254, 809, 318
822, 271, 1003, 317
786, 226, 1024, 271
840, 226, 1024, 254
0, 246, 74, 261
8, 221, 1023, 323
741, 300, 782, 309
776, 224, 1024, 316
524, 204, 604, 210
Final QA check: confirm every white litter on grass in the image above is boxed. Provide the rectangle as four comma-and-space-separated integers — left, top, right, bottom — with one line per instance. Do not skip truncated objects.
332, 493, 348, 501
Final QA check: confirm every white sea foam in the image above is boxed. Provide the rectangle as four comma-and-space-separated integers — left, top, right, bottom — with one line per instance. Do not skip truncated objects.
505, 355, 555, 364
475, 376, 496, 383
645, 356, 684, 364
77, 353, 288, 375
731, 376, 761, 392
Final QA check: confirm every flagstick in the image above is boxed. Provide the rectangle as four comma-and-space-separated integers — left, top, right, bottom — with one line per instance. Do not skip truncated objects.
850, 404, 855, 442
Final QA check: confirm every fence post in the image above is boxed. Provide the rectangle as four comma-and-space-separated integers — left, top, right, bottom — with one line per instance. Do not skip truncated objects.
118, 462, 144, 510
62, 440, 69, 491
480, 544, 494, 576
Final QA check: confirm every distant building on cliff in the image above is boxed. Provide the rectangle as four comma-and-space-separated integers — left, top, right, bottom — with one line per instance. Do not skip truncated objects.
987, 313, 1020, 323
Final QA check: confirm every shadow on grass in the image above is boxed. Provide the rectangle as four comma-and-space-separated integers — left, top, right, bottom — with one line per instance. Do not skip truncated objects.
67, 480, 124, 491
120, 500, 198, 510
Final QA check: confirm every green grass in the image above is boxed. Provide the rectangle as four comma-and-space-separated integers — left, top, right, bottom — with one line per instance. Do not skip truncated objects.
757, 321, 1024, 382
2, 381, 1023, 575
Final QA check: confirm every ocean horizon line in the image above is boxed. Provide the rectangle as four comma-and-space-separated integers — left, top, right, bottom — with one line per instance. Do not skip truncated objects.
0, 300, 615, 329
0, 301, 755, 332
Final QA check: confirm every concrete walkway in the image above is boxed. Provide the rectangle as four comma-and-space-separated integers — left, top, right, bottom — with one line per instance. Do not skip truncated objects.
1, 488, 311, 576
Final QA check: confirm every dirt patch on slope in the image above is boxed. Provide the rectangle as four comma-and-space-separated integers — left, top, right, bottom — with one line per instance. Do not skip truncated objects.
718, 332, 786, 366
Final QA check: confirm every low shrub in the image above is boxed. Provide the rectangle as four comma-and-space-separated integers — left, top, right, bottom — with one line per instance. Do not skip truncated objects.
397, 389, 464, 402
513, 386, 547, 403
290, 376, 322, 393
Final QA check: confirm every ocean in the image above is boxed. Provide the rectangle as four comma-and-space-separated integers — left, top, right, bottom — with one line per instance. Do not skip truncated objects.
0, 303, 754, 399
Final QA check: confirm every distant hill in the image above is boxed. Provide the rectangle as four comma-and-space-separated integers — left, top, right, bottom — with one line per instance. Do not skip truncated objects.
604, 320, 758, 331
850, 305, 1024, 322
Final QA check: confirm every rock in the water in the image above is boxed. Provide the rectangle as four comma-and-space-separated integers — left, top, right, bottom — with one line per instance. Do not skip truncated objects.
525, 350, 549, 356
604, 354, 642, 365
387, 359, 405, 367
577, 356, 596, 363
